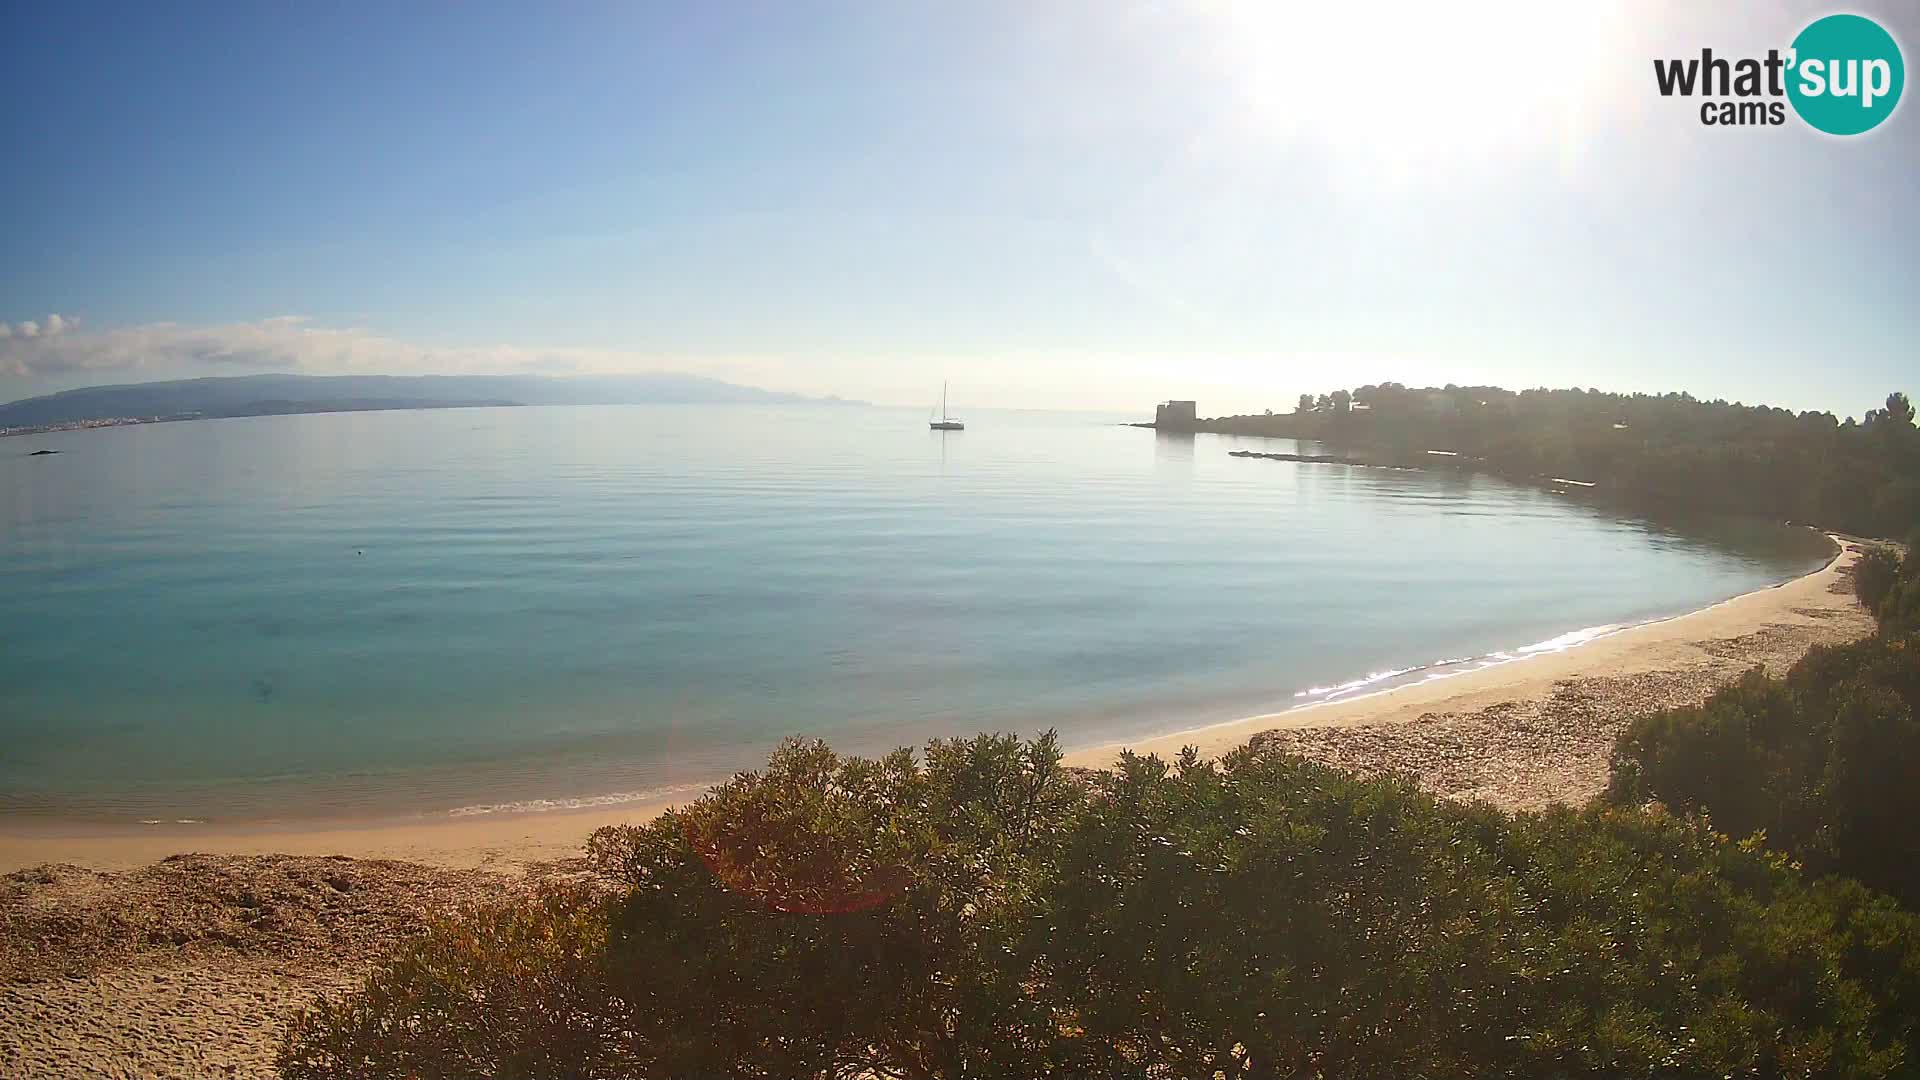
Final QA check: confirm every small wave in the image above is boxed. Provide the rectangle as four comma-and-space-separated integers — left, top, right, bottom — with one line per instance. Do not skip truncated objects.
1514, 624, 1621, 655
137, 819, 205, 825
1293, 666, 1418, 701
1285, 623, 1628, 710
446, 782, 710, 818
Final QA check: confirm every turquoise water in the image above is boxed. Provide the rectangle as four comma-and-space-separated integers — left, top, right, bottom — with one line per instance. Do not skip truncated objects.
0, 405, 1831, 824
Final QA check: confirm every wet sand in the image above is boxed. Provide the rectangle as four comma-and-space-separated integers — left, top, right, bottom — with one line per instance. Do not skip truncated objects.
0, 536, 1877, 1078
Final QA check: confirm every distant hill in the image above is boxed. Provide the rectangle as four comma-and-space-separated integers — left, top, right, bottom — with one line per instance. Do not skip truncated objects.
0, 373, 856, 432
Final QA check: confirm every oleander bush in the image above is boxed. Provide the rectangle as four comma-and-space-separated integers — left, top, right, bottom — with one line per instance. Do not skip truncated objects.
283, 734, 1920, 1079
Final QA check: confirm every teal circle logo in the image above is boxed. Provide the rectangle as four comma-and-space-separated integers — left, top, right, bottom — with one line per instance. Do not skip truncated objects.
1787, 14, 1904, 135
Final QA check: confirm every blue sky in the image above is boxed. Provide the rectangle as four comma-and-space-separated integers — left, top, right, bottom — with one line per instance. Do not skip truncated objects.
1, 1, 1914, 415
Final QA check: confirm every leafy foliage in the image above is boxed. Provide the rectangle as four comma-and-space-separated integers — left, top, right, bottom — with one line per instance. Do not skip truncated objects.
278, 883, 627, 1079
1872, 538, 1920, 639
1609, 632, 1920, 908
1857, 545, 1905, 615
1195, 385, 1920, 539
285, 735, 1920, 1078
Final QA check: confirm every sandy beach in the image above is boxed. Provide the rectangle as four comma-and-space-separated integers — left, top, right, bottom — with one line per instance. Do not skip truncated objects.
0, 536, 1878, 1078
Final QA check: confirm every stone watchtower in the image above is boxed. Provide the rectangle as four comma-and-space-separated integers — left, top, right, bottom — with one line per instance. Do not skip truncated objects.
1155, 400, 1197, 429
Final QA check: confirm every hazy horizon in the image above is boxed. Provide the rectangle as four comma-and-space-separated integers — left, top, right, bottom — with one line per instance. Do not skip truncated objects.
3, 1, 1915, 418
0, 368, 1909, 424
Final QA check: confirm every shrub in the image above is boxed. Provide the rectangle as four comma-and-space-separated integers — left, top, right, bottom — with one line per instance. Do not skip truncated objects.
1856, 544, 1904, 615
279, 883, 626, 1080
1876, 538, 1920, 638
1610, 634, 1920, 907
284, 735, 1920, 1079
1882, 578, 1920, 639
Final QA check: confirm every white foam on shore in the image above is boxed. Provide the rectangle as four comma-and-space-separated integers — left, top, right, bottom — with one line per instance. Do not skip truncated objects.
1287, 622, 1626, 707
1292, 666, 1418, 701
445, 781, 712, 818
1146, 537, 1845, 752
1514, 623, 1623, 655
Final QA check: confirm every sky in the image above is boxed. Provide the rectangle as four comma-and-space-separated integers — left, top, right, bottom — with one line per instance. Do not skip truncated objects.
1, 1, 1915, 417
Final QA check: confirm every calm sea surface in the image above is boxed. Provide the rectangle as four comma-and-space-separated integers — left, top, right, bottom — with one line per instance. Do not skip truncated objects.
0, 404, 1832, 824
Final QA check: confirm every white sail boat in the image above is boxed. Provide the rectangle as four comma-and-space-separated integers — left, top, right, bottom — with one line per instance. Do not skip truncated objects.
929, 381, 964, 430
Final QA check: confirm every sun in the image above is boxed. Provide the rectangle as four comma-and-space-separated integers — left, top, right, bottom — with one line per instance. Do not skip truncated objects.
1207, 0, 1629, 173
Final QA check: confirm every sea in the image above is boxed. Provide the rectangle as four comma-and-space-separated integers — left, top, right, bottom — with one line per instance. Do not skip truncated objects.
0, 404, 1834, 825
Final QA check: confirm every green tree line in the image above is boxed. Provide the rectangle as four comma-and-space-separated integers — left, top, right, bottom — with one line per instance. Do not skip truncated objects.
1197, 386, 1919, 539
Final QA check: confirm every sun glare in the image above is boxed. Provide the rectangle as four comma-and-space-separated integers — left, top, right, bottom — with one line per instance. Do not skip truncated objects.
1212, 0, 1626, 173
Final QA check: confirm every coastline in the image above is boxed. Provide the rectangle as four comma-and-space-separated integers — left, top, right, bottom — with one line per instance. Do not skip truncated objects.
1063, 532, 1868, 806
0, 536, 1878, 1078
0, 535, 1866, 876
1067, 534, 1853, 765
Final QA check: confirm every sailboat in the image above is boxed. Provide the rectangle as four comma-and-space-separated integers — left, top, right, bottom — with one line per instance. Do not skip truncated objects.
929, 381, 964, 430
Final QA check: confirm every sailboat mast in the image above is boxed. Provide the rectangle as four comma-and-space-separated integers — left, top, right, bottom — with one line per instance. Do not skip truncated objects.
941, 381, 948, 421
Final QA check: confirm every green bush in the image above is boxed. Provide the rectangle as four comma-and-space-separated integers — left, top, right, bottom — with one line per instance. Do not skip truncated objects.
1882, 579, 1920, 639
279, 883, 626, 1080
284, 735, 1920, 1079
1610, 634, 1920, 907
1876, 538, 1920, 638
1857, 544, 1905, 615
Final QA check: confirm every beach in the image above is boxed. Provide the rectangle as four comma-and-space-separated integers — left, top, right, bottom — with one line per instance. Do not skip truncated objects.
0, 537, 1877, 1078
1063, 534, 1875, 807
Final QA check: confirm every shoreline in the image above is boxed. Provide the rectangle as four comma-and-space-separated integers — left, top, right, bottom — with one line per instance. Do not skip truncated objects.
0, 536, 1862, 875
0, 538, 1879, 1079
1064, 533, 1867, 805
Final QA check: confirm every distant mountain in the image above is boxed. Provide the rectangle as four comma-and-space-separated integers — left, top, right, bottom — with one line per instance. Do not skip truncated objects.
0, 373, 856, 432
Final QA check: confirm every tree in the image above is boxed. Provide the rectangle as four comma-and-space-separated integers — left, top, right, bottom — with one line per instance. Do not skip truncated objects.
1885, 391, 1916, 428
1330, 388, 1352, 414
1295, 393, 1314, 414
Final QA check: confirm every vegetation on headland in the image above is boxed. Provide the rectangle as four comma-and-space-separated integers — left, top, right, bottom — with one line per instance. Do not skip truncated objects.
1185, 385, 1920, 540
